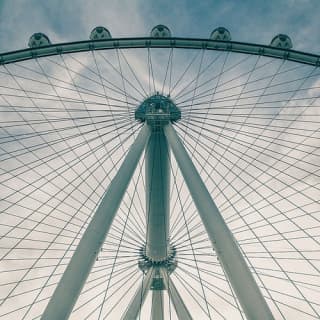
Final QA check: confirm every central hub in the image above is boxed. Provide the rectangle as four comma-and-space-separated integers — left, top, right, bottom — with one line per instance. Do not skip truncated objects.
138, 245, 177, 274
135, 93, 181, 126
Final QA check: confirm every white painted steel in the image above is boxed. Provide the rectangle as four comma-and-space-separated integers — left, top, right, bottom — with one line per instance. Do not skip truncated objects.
122, 268, 155, 320
164, 123, 274, 320
160, 269, 193, 320
146, 129, 170, 261
41, 124, 151, 320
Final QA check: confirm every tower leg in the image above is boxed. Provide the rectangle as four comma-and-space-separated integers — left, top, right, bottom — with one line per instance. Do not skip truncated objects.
160, 268, 192, 320
151, 268, 164, 320
122, 268, 155, 320
151, 291, 164, 320
164, 123, 274, 320
41, 125, 151, 320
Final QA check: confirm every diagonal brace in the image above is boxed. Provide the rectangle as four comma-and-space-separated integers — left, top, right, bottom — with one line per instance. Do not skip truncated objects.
164, 123, 274, 320
41, 124, 151, 320
122, 268, 155, 320
160, 268, 192, 320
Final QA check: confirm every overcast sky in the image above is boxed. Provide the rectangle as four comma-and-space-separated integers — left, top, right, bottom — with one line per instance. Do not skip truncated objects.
0, 0, 319, 54
0, 2, 319, 319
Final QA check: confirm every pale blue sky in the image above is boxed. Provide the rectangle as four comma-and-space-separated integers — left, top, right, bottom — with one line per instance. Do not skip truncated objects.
0, 0, 319, 53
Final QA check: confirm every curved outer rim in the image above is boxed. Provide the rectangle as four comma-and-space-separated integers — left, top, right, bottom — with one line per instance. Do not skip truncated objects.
0, 37, 319, 66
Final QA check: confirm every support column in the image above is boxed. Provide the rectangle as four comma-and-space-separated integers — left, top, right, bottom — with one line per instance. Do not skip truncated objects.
122, 268, 154, 320
164, 123, 274, 320
151, 268, 165, 320
41, 124, 151, 320
160, 269, 192, 320
151, 291, 164, 320
146, 128, 170, 261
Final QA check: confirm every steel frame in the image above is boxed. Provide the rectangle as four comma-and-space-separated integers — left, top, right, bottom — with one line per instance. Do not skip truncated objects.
42, 119, 275, 319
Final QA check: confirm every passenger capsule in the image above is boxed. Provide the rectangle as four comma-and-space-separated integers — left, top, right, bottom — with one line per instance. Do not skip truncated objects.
270, 34, 293, 49
89, 26, 112, 40
210, 27, 231, 41
28, 33, 51, 48
150, 25, 171, 38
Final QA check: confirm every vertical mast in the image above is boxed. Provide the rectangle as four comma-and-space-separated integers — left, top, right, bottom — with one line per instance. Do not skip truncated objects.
145, 127, 170, 261
136, 94, 181, 319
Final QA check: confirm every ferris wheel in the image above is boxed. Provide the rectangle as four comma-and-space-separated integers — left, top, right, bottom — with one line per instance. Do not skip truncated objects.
0, 24, 319, 320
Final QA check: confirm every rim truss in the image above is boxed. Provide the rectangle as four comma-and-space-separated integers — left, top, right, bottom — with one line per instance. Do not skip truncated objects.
0, 37, 320, 66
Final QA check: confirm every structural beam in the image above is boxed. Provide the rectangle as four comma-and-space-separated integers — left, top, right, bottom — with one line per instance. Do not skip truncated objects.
160, 269, 192, 320
2, 38, 319, 67
41, 124, 151, 320
151, 291, 164, 320
146, 128, 170, 261
151, 272, 164, 320
122, 268, 154, 320
164, 123, 274, 320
